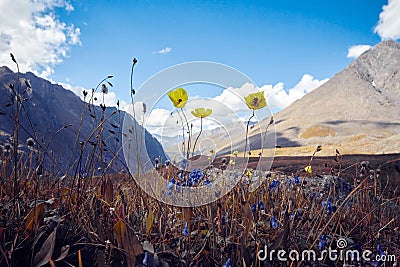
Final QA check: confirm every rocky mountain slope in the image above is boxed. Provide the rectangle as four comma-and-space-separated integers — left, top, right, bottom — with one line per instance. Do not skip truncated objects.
0, 66, 166, 173
223, 40, 400, 156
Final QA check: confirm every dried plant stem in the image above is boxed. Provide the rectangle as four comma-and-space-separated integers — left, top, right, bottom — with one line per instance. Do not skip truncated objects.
242, 110, 255, 172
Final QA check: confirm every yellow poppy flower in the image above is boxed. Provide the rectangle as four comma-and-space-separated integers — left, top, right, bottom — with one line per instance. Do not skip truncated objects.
244, 91, 267, 110
305, 165, 312, 174
233, 150, 238, 156
191, 108, 212, 118
246, 169, 252, 179
168, 88, 188, 108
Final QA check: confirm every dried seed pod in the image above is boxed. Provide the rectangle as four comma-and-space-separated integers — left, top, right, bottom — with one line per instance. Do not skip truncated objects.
26, 137, 35, 148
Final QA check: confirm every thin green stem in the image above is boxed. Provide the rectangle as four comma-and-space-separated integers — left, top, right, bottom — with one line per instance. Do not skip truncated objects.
180, 108, 191, 163
176, 111, 186, 158
192, 117, 203, 157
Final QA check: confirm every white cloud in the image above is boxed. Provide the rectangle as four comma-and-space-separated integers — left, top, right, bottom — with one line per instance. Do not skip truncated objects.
347, 45, 372, 59
153, 47, 172, 54
145, 108, 171, 127
59, 82, 129, 110
0, 0, 80, 79
215, 74, 328, 112
374, 0, 400, 40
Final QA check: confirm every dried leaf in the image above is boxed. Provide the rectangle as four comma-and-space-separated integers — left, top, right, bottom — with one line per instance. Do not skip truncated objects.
96, 251, 106, 267
183, 207, 192, 228
242, 202, 253, 244
123, 228, 143, 267
54, 245, 70, 262
104, 179, 113, 204
114, 220, 125, 247
33, 227, 57, 267
10, 53, 16, 63
142, 241, 154, 253
146, 209, 154, 235
26, 203, 45, 232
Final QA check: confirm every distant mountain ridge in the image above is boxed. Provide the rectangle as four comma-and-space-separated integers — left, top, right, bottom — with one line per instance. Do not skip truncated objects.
0, 66, 166, 173
215, 40, 400, 156
257, 40, 400, 154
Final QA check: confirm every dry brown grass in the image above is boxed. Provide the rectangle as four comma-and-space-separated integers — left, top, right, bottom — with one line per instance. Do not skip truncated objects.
1, 148, 399, 266
300, 125, 336, 139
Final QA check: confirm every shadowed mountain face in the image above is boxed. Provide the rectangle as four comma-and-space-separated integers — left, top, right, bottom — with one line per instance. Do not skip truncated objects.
0, 66, 166, 173
256, 40, 400, 155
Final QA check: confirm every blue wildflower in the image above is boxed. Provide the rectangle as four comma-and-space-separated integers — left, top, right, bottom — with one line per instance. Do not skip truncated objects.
310, 192, 317, 199
289, 176, 300, 185
222, 215, 226, 225
165, 190, 172, 196
197, 168, 204, 179
270, 180, 280, 191
377, 244, 386, 257
186, 176, 194, 187
190, 168, 203, 179
80, 168, 87, 178
251, 203, 257, 213
353, 244, 362, 252
167, 178, 176, 190
223, 258, 231, 267
347, 244, 362, 260
258, 201, 265, 210
270, 216, 279, 229
322, 199, 336, 214
318, 235, 328, 250
182, 221, 189, 236
290, 211, 302, 220
142, 251, 148, 265
203, 179, 212, 187
188, 169, 204, 186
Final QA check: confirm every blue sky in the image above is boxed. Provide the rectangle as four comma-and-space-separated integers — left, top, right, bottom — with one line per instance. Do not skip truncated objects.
1, 0, 400, 135
54, 0, 386, 95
